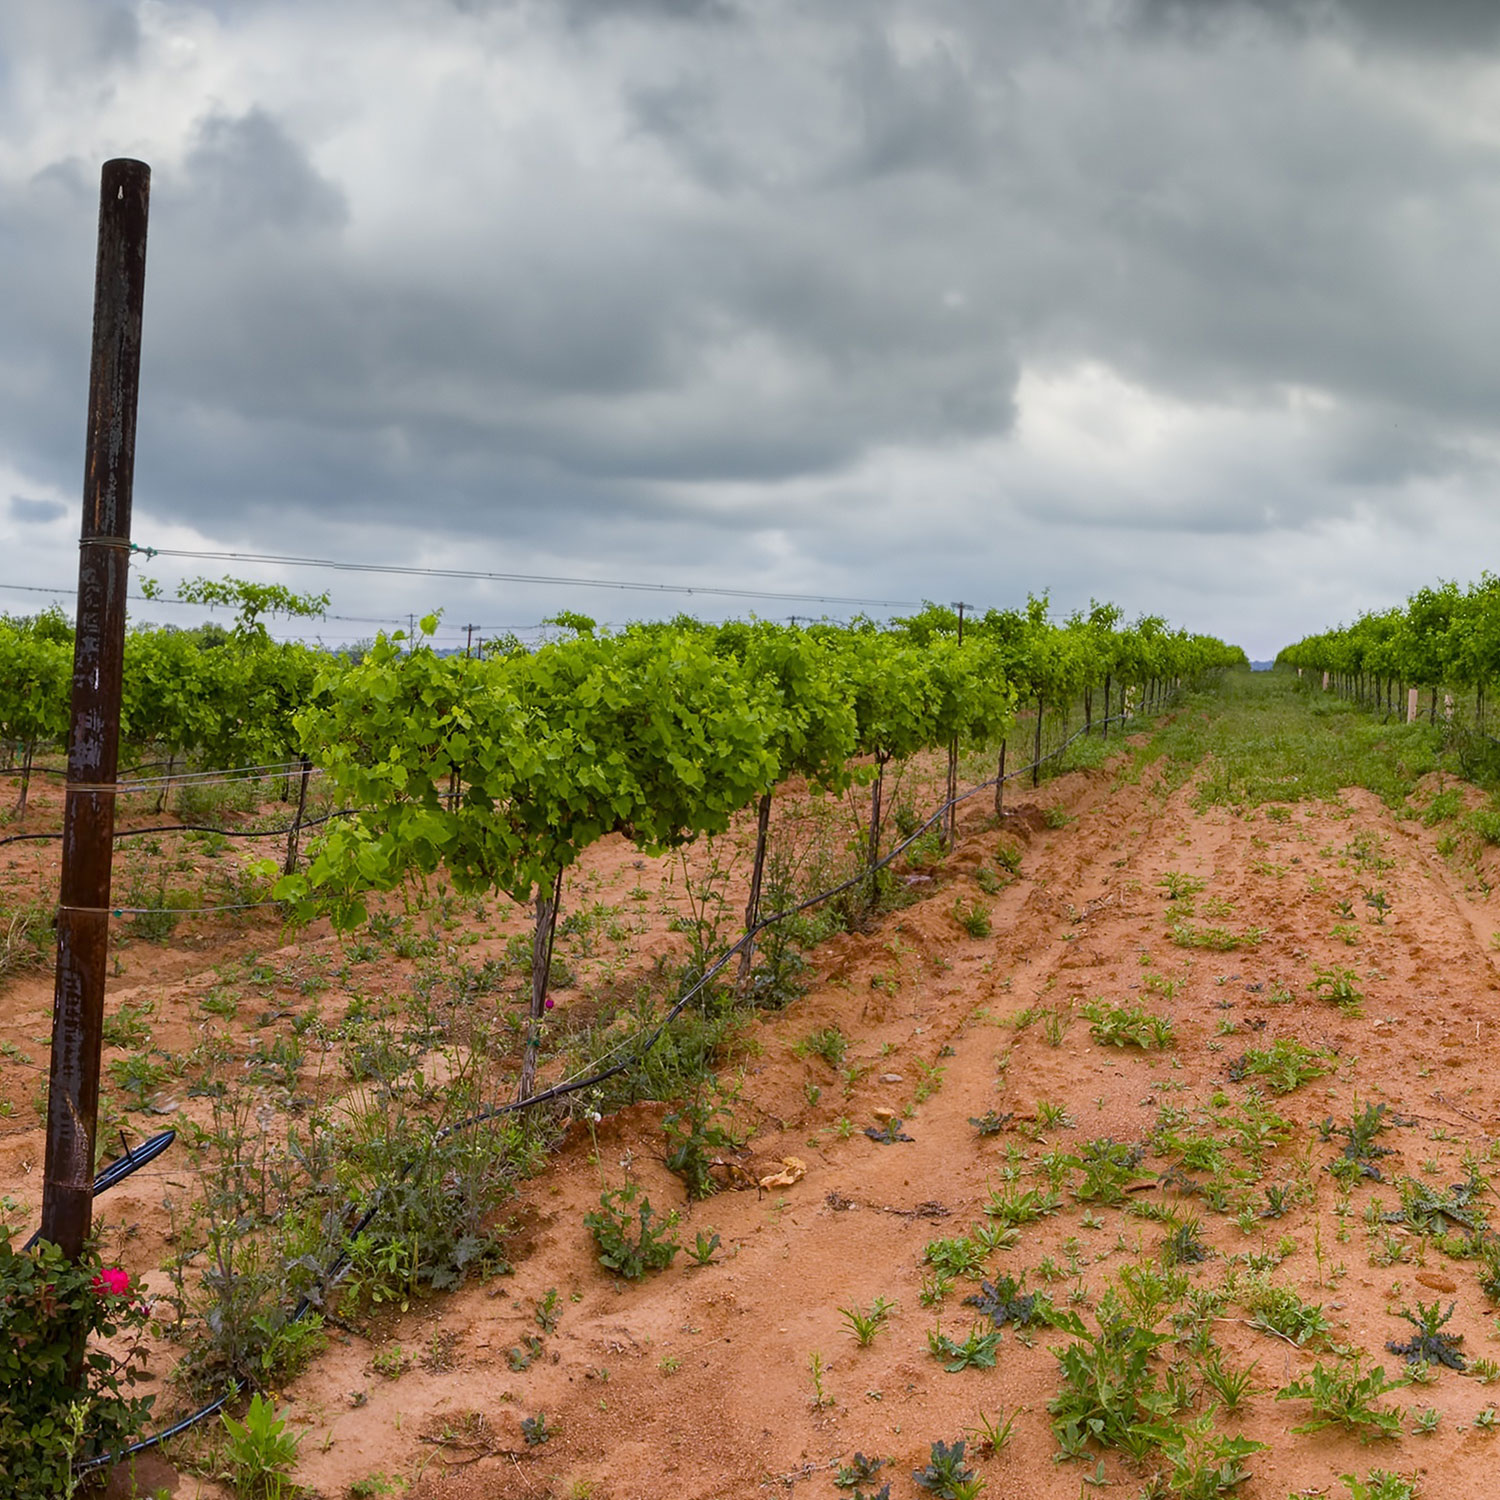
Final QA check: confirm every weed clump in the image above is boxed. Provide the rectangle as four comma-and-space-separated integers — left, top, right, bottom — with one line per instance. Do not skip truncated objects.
662, 1093, 738, 1200
1321, 1103, 1398, 1186
1082, 1000, 1175, 1050
913, 1438, 979, 1494
1227, 1037, 1332, 1094
1387, 1300, 1466, 1371
583, 1184, 680, 1280
963, 1273, 1054, 1329
1276, 1354, 1407, 1441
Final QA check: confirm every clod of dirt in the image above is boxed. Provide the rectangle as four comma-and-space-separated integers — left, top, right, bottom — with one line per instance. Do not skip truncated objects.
758, 1157, 806, 1189
1416, 1271, 1459, 1294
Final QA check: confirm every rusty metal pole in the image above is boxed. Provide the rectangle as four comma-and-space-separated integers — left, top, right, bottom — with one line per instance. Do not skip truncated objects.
40, 159, 150, 1259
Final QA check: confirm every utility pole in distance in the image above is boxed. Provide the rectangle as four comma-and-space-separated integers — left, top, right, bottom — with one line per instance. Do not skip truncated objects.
41, 159, 151, 1260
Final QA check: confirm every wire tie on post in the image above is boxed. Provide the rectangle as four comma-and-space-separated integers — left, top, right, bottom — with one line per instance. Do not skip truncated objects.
65, 781, 122, 795
81, 535, 135, 551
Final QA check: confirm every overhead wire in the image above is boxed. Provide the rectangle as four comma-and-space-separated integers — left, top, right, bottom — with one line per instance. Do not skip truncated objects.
128, 546, 926, 610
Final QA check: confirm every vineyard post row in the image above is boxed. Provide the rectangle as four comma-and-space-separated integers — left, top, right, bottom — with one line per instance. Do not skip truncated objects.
271, 606, 1243, 1097
1279, 573, 1500, 737
7, 575, 1246, 1113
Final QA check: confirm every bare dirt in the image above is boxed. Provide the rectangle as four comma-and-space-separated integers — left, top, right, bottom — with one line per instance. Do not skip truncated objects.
8, 708, 1500, 1499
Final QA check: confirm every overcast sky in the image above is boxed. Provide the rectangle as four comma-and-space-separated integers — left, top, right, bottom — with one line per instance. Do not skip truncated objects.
4, 0, 1500, 657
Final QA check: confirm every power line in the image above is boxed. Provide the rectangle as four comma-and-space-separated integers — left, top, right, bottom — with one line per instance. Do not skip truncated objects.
136, 547, 925, 610
1, 569, 876, 636
0, 580, 410, 629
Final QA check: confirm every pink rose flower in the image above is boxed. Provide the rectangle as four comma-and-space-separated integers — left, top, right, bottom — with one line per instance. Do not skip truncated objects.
93, 1266, 130, 1298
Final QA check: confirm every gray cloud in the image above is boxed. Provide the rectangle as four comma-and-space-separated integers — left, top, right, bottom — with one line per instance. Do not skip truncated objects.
178, 109, 348, 236
9, 496, 68, 524
0, 3, 138, 83
1135, 0, 1500, 51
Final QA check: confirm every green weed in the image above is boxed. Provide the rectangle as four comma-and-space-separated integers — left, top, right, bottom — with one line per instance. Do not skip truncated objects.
1082, 1000, 1175, 1050
1228, 1037, 1333, 1094
840, 1296, 896, 1347
1276, 1354, 1407, 1441
583, 1184, 680, 1280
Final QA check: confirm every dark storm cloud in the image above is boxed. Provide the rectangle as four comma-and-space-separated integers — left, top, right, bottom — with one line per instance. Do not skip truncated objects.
7, 0, 1500, 646
446, 0, 737, 23
0, 159, 102, 484
179, 109, 348, 235
835, 32, 989, 182
1135, 0, 1500, 51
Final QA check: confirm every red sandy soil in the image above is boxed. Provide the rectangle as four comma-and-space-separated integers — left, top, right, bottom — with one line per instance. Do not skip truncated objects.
8, 725, 1500, 1499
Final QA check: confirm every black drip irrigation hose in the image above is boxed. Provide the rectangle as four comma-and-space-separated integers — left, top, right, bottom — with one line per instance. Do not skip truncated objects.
73, 689, 1186, 1474
21, 1131, 176, 1253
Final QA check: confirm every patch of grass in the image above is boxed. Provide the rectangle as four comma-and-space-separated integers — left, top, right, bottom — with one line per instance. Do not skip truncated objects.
983, 1184, 1062, 1229
1228, 1037, 1333, 1094
1082, 1000, 1175, 1050
1200, 1348, 1258, 1412
840, 1296, 896, 1347
1152, 672, 1446, 811
1310, 965, 1365, 1016
1419, 789, 1463, 825
1158, 871, 1207, 902
1245, 1283, 1332, 1348
1170, 919, 1265, 952
1163, 1216, 1211, 1266
952, 897, 991, 939
792, 1025, 848, 1069
0, 899, 52, 983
